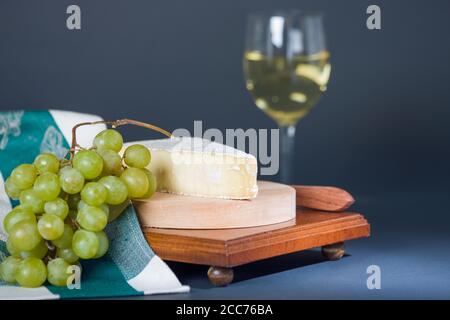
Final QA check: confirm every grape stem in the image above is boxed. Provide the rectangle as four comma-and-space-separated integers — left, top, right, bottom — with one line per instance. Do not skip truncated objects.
70, 119, 173, 159
69, 217, 81, 230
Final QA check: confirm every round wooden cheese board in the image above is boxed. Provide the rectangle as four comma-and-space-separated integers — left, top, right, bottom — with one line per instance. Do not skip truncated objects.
133, 181, 296, 229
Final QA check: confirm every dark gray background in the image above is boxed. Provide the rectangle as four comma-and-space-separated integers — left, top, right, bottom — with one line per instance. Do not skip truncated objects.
1, 0, 450, 299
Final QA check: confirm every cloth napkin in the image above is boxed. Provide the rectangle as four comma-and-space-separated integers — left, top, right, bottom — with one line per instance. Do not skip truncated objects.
0, 110, 189, 299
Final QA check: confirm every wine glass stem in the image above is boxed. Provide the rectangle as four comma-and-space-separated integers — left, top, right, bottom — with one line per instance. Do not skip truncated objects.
279, 125, 296, 184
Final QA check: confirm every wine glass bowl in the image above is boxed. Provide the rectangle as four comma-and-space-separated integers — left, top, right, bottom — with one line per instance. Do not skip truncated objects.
244, 50, 331, 126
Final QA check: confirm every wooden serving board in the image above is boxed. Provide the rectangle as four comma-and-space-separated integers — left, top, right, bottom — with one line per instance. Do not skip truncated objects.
142, 209, 370, 286
133, 181, 296, 229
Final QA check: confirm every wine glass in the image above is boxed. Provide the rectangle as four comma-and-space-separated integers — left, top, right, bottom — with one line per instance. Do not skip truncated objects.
243, 11, 331, 183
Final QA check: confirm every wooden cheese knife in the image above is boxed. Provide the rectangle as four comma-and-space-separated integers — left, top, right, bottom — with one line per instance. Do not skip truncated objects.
292, 185, 355, 212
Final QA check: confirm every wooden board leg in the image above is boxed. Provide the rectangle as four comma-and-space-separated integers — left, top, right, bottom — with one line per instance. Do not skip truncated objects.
322, 242, 345, 261
207, 266, 234, 287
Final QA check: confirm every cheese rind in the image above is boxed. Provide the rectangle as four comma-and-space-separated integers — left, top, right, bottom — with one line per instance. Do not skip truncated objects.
125, 137, 258, 199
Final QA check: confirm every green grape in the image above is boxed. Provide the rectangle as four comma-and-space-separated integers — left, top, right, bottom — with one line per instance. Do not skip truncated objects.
97, 149, 123, 176
47, 258, 70, 287
6, 238, 19, 256
99, 176, 128, 205
52, 224, 74, 249
10, 164, 37, 190
37, 214, 64, 240
67, 193, 81, 209
81, 182, 107, 206
120, 167, 149, 198
0, 256, 21, 283
33, 153, 59, 174
140, 169, 157, 199
93, 129, 123, 152
18, 240, 48, 259
77, 200, 108, 216
44, 197, 69, 220
77, 205, 108, 232
15, 257, 47, 288
72, 230, 99, 259
3, 207, 36, 234
33, 172, 61, 201
9, 220, 42, 251
59, 166, 85, 194
19, 189, 44, 213
123, 144, 151, 168
4, 177, 21, 200
93, 231, 109, 258
73, 150, 104, 180
57, 247, 79, 264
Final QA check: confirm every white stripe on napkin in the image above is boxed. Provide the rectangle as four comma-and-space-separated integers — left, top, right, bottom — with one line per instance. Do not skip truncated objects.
0, 286, 58, 300
49, 110, 106, 149
127, 256, 189, 295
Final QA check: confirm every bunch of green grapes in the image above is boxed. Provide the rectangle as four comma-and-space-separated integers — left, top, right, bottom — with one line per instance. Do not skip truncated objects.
0, 129, 156, 288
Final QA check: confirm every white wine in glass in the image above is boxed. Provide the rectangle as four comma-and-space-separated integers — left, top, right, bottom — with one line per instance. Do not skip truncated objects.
243, 11, 331, 183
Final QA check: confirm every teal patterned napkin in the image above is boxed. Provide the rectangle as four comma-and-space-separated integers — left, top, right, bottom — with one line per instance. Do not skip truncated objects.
0, 110, 189, 299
